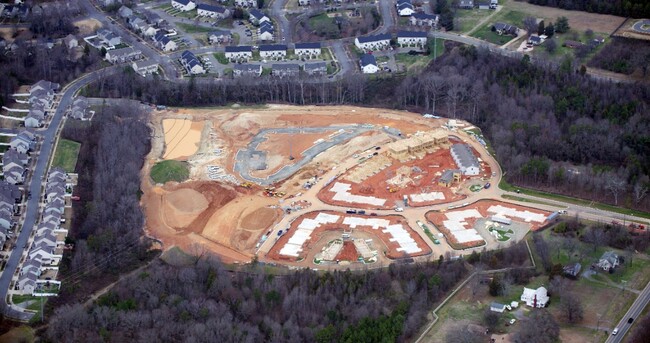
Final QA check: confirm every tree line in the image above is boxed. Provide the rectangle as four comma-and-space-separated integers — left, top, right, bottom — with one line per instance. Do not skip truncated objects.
46, 257, 468, 342
85, 44, 650, 211
527, 0, 650, 18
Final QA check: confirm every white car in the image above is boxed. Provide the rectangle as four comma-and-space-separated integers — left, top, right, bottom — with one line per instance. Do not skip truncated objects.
612, 327, 619, 335
509, 319, 516, 325
394, 207, 404, 212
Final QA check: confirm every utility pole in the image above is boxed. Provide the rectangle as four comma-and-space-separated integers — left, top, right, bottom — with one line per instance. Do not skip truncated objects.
434, 36, 437, 62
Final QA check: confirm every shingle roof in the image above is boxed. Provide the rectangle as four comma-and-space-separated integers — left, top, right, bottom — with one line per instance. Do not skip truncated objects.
451, 144, 479, 169
397, 30, 427, 38
259, 44, 287, 51
225, 46, 252, 53
360, 54, 377, 67
357, 33, 391, 44
295, 42, 321, 49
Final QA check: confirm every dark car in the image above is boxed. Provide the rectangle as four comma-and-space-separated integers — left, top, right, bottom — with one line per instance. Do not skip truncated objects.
628, 317, 634, 324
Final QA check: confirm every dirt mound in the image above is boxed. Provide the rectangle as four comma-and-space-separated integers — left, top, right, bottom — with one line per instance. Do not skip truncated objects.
241, 207, 278, 231
183, 182, 238, 234
162, 188, 209, 228
336, 241, 359, 261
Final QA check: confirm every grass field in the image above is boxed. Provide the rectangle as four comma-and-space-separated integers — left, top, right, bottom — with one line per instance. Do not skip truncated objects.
150, 160, 189, 184
213, 52, 229, 64
51, 139, 81, 173
471, 25, 517, 45
454, 8, 492, 33
498, 179, 650, 220
177, 23, 213, 34
394, 39, 445, 73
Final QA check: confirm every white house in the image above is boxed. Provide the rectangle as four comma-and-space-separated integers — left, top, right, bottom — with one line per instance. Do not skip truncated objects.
10, 130, 36, 154
397, 31, 428, 48
360, 54, 379, 74
233, 64, 262, 77
197, 4, 229, 18
225, 45, 253, 61
235, 0, 256, 7
396, 0, 414, 16
132, 60, 160, 76
520, 286, 549, 308
29, 242, 62, 266
105, 47, 143, 64
180, 50, 205, 74
171, 0, 196, 11
154, 32, 177, 52
16, 271, 37, 295
97, 29, 121, 47
450, 143, 480, 175
294, 42, 321, 58
208, 30, 232, 44
259, 44, 287, 60
258, 22, 274, 41
598, 251, 619, 271
304, 61, 327, 75
249, 9, 270, 25
354, 33, 391, 51
410, 13, 439, 27
490, 302, 506, 313
272, 63, 300, 77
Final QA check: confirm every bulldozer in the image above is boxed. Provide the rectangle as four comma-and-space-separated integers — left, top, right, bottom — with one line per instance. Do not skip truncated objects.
240, 182, 254, 188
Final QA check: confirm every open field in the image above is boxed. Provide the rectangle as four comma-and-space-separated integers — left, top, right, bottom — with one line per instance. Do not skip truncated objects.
51, 139, 81, 173
150, 160, 189, 184
162, 118, 203, 160
73, 18, 102, 35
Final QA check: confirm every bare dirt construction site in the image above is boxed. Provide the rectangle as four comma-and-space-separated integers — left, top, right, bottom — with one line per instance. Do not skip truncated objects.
426, 200, 551, 250
141, 104, 484, 263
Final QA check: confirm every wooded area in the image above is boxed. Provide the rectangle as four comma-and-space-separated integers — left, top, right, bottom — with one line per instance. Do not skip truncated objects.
526, 0, 650, 18
50, 101, 153, 306
46, 258, 468, 342
84, 44, 650, 211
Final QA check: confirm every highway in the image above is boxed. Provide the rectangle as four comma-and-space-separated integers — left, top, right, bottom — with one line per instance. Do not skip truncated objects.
0, 68, 118, 321
606, 280, 650, 343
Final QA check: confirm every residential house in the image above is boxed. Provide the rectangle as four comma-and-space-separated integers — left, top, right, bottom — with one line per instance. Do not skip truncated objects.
598, 251, 619, 271
258, 21, 274, 41
180, 50, 205, 74
0, 207, 13, 231
29, 242, 62, 265
63, 34, 78, 49
354, 33, 391, 51
30, 80, 60, 96
272, 63, 300, 77
44, 199, 65, 217
171, 0, 196, 11
563, 262, 581, 278
118, 5, 133, 18
527, 35, 543, 46
235, 0, 256, 7
16, 271, 37, 295
25, 108, 46, 128
36, 221, 59, 236
143, 10, 164, 25
233, 64, 263, 77
520, 286, 549, 308
450, 143, 480, 175
97, 29, 122, 47
410, 13, 438, 27
34, 231, 58, 248
478, 1, 491, 10
303, 61, 327, 75
154, 32, 177, 52
438, 169, 461, 187
132, 60, 160, 77
259, 44, 287, 60
69, 97, 89, 120
397, 31, 428, 48
490, 302, 506, 313
249, 9, 270, 26
44, 185, 65, 204
98, 0, 122, 7
360, 54, 379, 74
208, 30, 232, 44
20, 258, 42, 277
225, 45, 253, 61
492, 22, 518, 36
0, 181, 22, 204
197, 4, 229, 18
458, 0, 474, 9
396, 0, 414, 17
294, 42, 321, 58
143, 25, 159, 38
2, 149, 29, 185
105, 47, 143, 63
129, 17, 148, 32
10, 130, 36, 154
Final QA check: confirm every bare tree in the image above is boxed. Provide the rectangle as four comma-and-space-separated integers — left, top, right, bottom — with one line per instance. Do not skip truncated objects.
512, 310, 559, 343
605, 176, 626, 205
585, 226, 607, 251
633, 178, 649, 205
523, 17, 538, 35
560, 294, 584, 323
445, 323, 484, 343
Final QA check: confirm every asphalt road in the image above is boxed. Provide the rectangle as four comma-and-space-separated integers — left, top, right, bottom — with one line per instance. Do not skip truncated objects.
0, 68, 118, 321
376, 0, 395, 34
606, 280, 650, 343
269, 0, 291, 43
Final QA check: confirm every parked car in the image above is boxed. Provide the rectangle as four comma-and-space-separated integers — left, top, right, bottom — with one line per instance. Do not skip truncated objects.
509, 319, 516, 325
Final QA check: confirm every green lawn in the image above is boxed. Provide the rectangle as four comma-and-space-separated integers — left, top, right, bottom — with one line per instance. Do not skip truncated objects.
150, 160, 189, 184
454, 8, 491, 33
321, 47, 334, 61
51, 139, 81, 173
471, 25, 516, 45
394, 38, 446, 73
213, 52, 229, 64
501, 194, 561, 207
176, 23, 213, 34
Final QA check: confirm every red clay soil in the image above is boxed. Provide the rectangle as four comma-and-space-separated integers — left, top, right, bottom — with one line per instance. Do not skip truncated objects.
426, 199, 553, 248
266, 211, 431, 262
317, 145, 468, 210
335, 241, 359, 261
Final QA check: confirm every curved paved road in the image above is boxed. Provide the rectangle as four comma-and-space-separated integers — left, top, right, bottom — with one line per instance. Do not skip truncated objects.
0, 67, 118, 321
